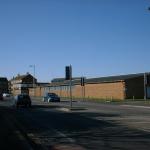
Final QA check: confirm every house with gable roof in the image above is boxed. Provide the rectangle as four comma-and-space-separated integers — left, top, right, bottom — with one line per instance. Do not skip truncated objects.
10, 73, 37, 95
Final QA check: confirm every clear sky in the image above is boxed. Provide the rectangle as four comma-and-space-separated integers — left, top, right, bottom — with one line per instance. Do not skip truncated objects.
0, 0, 150, 82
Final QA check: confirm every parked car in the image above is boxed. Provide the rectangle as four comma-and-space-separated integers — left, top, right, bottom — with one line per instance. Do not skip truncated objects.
0, 93, 3, 101
3, 93, 11, 97
42, 93, 60, 102
14, 94, 32, 108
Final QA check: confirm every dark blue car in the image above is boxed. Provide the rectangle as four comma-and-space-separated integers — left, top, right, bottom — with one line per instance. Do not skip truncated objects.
14, 94, 32, 108
42, 93, 60, 102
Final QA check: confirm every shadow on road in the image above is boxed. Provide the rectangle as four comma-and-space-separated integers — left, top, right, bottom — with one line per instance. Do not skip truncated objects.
31, 104, 61, 109
1, 104, 150, 150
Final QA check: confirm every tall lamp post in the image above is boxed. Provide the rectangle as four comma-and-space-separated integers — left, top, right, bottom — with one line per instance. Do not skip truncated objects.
144, 72, 147, 100
29, 65, 35, 97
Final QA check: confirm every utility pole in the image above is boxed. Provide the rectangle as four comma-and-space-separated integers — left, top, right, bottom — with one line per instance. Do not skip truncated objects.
144, 73, 147, 100
69, 65, 72, 109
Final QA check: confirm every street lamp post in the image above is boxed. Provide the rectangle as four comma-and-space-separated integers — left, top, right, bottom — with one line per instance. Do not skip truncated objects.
29, 65, 35, 97
144, 72, 147, 100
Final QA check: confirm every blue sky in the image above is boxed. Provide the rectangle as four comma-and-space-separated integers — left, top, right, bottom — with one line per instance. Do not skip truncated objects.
0, 0, 150, 82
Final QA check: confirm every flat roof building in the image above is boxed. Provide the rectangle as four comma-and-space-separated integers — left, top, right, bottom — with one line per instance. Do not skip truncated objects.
29, 72, 150, 100
48, 73, 150, 100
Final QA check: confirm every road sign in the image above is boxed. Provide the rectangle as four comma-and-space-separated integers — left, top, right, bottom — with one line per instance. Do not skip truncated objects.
81, 77, 85, 86
65, 66, 72, 80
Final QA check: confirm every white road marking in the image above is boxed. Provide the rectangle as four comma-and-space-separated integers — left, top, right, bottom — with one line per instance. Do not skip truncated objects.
121, 105, 150, 109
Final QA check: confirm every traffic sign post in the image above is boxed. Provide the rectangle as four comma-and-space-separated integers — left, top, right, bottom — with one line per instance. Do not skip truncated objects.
81, 77, 85, 86
65, 66, 72, 80
81, 77, 85, 101
65, 65, 72, 109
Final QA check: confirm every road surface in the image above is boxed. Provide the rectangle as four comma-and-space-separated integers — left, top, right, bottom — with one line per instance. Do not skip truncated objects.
1, 97, 150, 150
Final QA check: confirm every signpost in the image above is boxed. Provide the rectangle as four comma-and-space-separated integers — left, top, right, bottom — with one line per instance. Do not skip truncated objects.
65, 65, 72, 108
81, 77, 85, 101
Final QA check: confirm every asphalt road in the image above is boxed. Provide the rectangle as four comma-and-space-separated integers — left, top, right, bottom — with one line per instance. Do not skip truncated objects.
1, 97, 150, 150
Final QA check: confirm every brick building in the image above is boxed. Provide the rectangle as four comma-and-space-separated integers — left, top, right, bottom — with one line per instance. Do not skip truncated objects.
29, 82, 50, 97
10, 73, 37, 95
30, 73, 150, 100
0, 77, 8, 94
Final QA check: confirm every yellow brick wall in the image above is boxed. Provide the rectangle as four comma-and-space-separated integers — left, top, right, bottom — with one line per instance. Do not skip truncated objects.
84, 82, 125, 100
29, 82, 126, 99
31, 81, 125, 100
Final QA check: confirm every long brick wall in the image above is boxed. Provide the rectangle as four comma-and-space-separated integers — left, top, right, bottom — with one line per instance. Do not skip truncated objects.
84, 82, 125, 100
31, 81, 125, 100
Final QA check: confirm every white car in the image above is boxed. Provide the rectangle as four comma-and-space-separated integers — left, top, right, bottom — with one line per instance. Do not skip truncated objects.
3, 93, 11, 97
